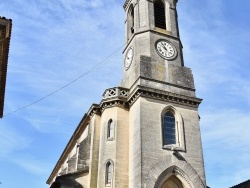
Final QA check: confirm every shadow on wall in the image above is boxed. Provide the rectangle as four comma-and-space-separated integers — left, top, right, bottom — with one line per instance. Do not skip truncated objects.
50, 182, 60, 188
50, 175, 83, 188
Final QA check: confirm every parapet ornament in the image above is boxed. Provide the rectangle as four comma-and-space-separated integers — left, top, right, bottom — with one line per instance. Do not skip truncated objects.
102, 87, 129, 99
89, 84, 201, 119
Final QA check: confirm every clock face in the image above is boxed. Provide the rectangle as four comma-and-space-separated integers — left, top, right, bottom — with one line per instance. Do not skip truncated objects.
125, 47, 134, 70
155, 40, 177, 60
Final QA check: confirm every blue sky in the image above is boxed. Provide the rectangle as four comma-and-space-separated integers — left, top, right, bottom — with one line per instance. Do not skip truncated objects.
0, 0, 250, 188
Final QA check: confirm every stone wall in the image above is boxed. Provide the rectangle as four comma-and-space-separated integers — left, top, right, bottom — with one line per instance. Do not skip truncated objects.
77, 138, 90, 171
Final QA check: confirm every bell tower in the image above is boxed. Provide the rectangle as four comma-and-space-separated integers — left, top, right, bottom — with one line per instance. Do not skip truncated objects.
120, 0, 207, 187
121, 0, 188, 91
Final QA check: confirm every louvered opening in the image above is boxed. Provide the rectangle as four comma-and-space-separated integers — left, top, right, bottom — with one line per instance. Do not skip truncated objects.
127, 4, 134, 40
154, 0, 166, 30
130, 6, 134, 34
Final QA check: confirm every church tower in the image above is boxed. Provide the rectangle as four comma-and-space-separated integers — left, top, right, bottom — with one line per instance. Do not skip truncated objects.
46, 1, 207, 188
119, 0, 207, 187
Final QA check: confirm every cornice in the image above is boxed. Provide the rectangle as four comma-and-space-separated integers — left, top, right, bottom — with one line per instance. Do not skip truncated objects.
87, 103, 101, 118
56, 169, 89, 179
100, 99, 128, 113
123, 29, 181, 53
87, 84, 202, 118
128, 85, 202, 107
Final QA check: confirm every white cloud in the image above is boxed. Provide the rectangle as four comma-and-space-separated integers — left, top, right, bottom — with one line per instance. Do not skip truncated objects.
178, 1, 250, 187
201, 109, 250, 187
0, 125, 32, 158
59, 0, 104, 10
202, 109, 250, 147
4, 0, 124, 124
11, 156, 51, 175
1, 0, 250, 188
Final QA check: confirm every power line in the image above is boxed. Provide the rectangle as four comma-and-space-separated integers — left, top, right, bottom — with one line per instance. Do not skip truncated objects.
3, 44, 125, 118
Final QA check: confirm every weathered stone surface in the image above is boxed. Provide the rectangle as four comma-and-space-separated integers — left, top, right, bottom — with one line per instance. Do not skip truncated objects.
68, 154, 76, 173
78, 138, 90, 171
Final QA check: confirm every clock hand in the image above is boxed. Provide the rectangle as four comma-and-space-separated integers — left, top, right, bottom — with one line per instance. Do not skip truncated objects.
161, 43, 168, 51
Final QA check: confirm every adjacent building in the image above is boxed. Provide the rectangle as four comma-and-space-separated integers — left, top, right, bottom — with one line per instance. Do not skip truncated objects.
47, 0, 207, 187
230, 180, 250, 188
0, 17, 12, 118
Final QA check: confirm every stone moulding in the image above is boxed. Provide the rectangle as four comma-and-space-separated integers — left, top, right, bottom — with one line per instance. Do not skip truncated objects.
100, 100, 128, 113
153, 166, 194, 188
144, 155, 206, 188
87, 85, 202, 118
128, 86, 202, 107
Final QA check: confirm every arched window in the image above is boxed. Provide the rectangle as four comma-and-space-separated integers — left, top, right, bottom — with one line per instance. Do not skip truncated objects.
162, 106, 185, 151
105, 161, 113, 186
107, 119, 114, 140
154, 0, 166, 29
127, 4, 134, 40
163, 112, 176, 145
129, 5, 134, 34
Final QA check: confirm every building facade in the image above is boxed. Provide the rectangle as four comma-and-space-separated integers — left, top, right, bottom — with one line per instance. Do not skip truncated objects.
47, 0, 207, 187
0, 17, 12, 118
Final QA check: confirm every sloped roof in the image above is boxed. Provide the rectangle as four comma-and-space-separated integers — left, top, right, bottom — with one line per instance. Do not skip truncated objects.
230, 180, 250, 188
46, 114, 90, 185
0, 17, 12, 118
